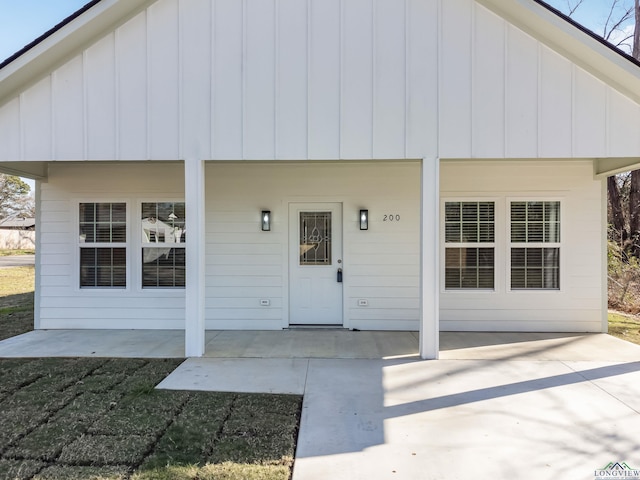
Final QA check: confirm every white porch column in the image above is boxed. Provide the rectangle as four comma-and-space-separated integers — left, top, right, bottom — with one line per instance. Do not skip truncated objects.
185, 159, 206, 357
419, 157, 440, 360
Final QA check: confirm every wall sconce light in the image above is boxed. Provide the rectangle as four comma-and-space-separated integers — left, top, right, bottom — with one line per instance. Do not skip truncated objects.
261, 210, 271, 231
360, 209, 369, 230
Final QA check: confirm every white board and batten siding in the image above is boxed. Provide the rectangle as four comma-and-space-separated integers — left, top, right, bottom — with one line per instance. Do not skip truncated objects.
0, 0, 634, 335
0, 0, 437, 162
205, 162, 421, 331
1, 0, 640, 162
37, 161, 422, 331
440, 160, 604, 332
38, 163, 186, 330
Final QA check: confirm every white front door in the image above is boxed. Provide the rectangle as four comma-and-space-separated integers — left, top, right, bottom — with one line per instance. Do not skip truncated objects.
289, 203, 343, 325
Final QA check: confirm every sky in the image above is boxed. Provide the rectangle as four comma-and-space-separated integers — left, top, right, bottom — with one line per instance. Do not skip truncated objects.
544, 0, 636, 53
0, 0, 90, 63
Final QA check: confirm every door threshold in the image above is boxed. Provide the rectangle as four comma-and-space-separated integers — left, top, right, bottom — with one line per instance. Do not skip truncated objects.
287, 324, 346, 330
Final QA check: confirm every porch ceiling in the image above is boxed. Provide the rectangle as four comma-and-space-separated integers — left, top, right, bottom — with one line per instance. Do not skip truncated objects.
594, 158, 640, 178
0, 161, 48, 180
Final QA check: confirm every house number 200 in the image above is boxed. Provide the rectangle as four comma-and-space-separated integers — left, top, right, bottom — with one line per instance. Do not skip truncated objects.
383, 214, 401, 222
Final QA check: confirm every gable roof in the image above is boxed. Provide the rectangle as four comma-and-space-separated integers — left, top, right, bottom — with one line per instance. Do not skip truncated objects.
477, 0, 640, 104
0, 0, 153, 106
0, 0, 640, 105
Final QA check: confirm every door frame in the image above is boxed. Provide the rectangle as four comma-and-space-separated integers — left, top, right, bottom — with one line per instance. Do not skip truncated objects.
287, 201, 345, 327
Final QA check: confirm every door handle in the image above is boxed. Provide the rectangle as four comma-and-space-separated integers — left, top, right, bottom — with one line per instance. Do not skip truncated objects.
337, 268, 343, 283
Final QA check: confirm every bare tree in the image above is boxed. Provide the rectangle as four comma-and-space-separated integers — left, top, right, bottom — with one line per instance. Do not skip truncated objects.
558, 0, 640, 257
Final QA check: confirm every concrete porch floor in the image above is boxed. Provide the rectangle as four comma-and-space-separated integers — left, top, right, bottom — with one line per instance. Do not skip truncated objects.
0, 329, 639, 361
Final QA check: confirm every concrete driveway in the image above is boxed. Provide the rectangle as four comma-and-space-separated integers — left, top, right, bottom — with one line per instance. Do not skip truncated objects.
155, 332, 640, 480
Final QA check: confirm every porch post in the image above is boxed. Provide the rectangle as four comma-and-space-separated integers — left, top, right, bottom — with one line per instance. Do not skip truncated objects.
419, 157, 439, 360
185, 159, 206, 357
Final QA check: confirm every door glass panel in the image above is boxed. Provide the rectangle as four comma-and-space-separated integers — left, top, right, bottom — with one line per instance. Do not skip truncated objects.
300, 212, 332, 265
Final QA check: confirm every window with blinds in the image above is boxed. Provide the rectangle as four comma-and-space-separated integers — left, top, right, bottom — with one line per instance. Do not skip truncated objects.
79, 202, 127, 288
444, 201, 495, 290
141, 202, 186, 288
510, 201, 560, 290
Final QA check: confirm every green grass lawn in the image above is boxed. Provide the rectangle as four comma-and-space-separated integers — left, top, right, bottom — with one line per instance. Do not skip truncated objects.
0, 250, 35, 257
0, 358, 301, 480
608, 312, 640, 346
0, 267, 301, 480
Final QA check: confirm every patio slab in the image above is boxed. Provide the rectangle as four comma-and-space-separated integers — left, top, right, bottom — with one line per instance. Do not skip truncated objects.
0, 329, 186, 357
157, 357, 309, 394
204, 330, 419, 359
293, 356, 640, 480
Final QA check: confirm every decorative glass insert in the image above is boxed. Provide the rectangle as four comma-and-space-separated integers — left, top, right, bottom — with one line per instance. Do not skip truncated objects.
300, 212, 332, 266
511, 247, 559, 289
141, 202, 186, 288
445, 248, 495, 289
511, 201, 560, 243
79, 203, 126, 243
444, 201, 495, 290
80, 248, 126, 287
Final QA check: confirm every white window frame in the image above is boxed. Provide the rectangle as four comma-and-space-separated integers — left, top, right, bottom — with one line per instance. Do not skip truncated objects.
137, 199, 186, 291
440, 198, 499, 293
507, 198, 563, 292
75, 200, 130, 292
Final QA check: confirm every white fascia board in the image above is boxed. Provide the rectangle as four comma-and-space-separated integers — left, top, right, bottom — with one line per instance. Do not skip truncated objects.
0, 0, 157, 107
477, 0, 640, 104
594, 158, 640, 178
0, 161, 48, 180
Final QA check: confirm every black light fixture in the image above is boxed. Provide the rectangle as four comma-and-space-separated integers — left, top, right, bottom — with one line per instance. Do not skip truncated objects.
360, 209, 368, 230
261, 210, 271, 231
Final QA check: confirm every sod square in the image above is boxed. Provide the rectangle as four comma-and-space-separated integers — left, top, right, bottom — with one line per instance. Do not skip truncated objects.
92, 359, 149, 376
58, 434, 156, 467
66, 373, 127, 394
222, 414, 298, 439
131, 462, 291, 480
88, 407, 172, 437
0, 360, 44, 395
116, 360, 184, 392
33, 465, 131, 480
138, 445, 205, 472
181, 392, 235, 416
0, 406, 52, 446
119, 388, 189, 413
207, 434, 296, 466
233, 394, 302, 417
35, 358, 107, 382
6, 417, 88, 461
0, 459, 46, 480
88, 389, 189, 436
6, 383, 78, 414
54, 391, 121, 426
148, 421, 217, 464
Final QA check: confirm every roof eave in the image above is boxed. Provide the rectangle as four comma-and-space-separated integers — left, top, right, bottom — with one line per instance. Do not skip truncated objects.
477, 0, 640, 104
0, 0, 155, 107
